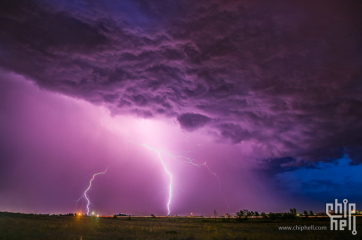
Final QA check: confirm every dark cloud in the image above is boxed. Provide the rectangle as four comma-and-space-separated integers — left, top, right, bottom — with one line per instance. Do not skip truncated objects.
177, 113, 211, 131
345, 147, 362, 165
215, 123, 251, 144
1, 0, 362, 165
254, 157, 303, 177
274, 156, 362, 196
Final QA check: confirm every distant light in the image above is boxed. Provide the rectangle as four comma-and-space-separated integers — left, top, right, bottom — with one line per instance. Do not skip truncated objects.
92, 212, 94, 215
78, 213, 81, 216
97, 215, 99, 217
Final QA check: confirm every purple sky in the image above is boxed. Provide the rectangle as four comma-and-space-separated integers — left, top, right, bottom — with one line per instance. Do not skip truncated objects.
0, 0, 362, 216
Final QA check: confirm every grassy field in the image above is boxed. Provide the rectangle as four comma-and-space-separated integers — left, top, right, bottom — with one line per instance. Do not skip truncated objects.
1, 212, 361, 240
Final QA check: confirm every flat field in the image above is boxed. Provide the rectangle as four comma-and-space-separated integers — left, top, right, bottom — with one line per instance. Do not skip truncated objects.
0, 212, 361, 240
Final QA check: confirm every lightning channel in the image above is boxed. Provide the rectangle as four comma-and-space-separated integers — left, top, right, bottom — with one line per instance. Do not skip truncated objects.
202, 162, 229, 213
77, 165, 110, 215
102, 122, 229, 215
141, 144, 172, 216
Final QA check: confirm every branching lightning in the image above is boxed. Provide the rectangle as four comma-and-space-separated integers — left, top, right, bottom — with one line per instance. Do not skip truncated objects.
135, 144, 229, 214
77, 165, 110, 215
141, 144, 173, 216
156, 148, 229, 212
202, 162, 229, 213
101, 122, 229, 215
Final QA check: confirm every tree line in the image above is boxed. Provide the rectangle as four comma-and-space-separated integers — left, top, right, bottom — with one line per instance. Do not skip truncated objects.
233, 208, 316, 220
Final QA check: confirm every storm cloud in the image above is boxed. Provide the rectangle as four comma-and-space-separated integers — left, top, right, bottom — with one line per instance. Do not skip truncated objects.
1, 0, 362, 166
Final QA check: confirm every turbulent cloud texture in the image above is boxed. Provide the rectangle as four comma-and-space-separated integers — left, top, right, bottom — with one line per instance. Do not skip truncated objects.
1, 0, 362, 165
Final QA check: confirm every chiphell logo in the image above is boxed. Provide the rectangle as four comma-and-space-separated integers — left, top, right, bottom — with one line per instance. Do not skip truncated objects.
326, 199, 357, 235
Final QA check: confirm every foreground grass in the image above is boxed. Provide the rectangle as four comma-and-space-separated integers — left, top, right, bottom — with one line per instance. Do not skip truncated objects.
0, 212, 361, 239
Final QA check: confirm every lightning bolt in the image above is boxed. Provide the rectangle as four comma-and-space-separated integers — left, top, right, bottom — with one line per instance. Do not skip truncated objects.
155, 148, 229, 212
77, 165, 110, 215
202, 162, 229, 213
141, 144, 172, 216
92, 131, 174, 215
138, 146, 229, 213
102, 122, 229, 215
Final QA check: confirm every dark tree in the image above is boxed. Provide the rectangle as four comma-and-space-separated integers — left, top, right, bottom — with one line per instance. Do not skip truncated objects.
243, 209, 249, 218
236, 210, 244, 218
236, 210, 244, 221
304, 210, 308, 218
